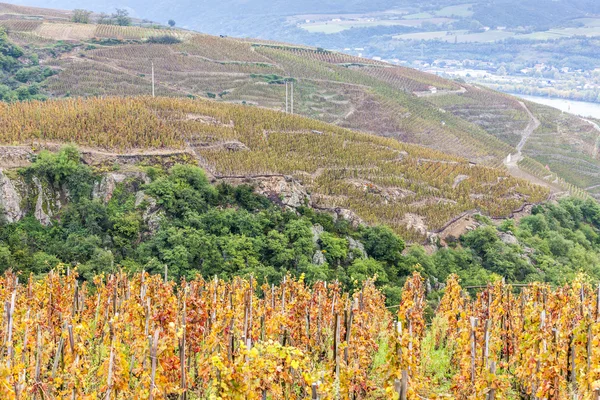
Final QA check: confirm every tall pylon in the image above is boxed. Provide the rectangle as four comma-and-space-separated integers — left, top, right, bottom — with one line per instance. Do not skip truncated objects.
291, 80, 294, 115
285, 80, 288, 113
151, 61, 155, 98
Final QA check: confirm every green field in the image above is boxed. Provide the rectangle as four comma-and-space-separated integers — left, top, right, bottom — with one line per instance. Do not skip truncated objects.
517, 26, 600, 40
394, 29, 515, 43
435, 3, 474, 18
402, 12, 435, 20
300, 17, 452, 34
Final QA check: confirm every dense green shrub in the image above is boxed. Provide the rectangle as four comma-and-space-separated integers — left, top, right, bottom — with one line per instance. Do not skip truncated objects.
2, 148, 600, 305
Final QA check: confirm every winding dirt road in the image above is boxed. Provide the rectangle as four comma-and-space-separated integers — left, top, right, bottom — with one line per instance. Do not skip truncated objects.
503, 102, 563, 193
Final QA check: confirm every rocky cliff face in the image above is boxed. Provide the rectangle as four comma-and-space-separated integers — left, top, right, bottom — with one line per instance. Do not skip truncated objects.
0, 170, 23, 223
0, 169, 314, 230
0, 170, 62, 226
218, 175, 311, 209
0, 161, 363, 237
0, 169, 154, 226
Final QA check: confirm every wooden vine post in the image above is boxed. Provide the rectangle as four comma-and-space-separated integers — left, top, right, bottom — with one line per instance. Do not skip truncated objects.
486, 361, 497, 400
470, 317, 478, 383
149, 328, 160, 400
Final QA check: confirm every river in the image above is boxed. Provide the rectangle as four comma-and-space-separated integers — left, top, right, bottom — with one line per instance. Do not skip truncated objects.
511, 94, 600, 119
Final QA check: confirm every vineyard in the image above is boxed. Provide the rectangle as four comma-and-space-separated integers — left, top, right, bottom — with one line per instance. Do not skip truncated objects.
0, 20, 191, 41
0, 96, 548, 240
521, 103, 600, 191
2, 2, 600, 199
1, 268, 600, 398
0, 9, 527, 167
423, 87, 531, 148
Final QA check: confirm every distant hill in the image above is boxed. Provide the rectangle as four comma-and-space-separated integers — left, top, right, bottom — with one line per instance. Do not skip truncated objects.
0, 1, 597, 201
9, 0, 600, 33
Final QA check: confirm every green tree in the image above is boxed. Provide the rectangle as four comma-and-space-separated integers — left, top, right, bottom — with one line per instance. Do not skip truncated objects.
72, 9, 92, 24
319, 232, 348, 266
97, 13, 111, 25
348, 258, 387, 288
113, 9, 131, 26
361, 226, 404, 265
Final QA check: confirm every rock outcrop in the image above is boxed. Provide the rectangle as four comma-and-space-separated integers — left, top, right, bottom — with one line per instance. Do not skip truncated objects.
93, 172, 150, 204
0, 170, 23, 223
347, 236, 366, 259
219, 175, 310, 209
311, 224, 324, 244
32, 176, 53, 226
499, 232, 518, 246
312, 250, 326, 266
135, 191, 162, 233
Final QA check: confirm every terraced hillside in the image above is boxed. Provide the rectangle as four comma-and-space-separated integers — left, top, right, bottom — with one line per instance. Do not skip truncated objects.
0, 97, 548, 241
0, 2, 599, 198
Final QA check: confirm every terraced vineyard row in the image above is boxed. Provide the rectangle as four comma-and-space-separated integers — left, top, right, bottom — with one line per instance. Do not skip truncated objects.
178, 35, 275, 63
517, 157, 590, 199
0, 19, 42, 32
0, 20, 190, 41
271, 47, 387, 67
0, 97, 548, 240
361, 65, 460, 92
425, 87, 531, 148
522, 102, 600, 192
44, 62, 180, 98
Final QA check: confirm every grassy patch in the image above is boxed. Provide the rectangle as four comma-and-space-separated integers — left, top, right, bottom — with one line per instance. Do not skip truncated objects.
421, 317, 454, 395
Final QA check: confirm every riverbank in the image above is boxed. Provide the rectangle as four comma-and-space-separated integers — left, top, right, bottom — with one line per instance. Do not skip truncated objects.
509, 93, 600, 119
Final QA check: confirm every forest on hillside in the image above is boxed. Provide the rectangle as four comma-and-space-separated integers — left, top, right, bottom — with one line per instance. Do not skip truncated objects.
2, 147, 600, 306
0, 27, 56, 101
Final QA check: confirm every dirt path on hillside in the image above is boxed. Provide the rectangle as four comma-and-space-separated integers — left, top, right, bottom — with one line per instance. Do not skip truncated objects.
503, 102, 563, 193
583, 118, 600, 162
413, 86, 467, 97
585, 118, 600, 133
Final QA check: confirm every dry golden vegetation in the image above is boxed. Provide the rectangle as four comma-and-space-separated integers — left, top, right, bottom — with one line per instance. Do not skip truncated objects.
0, 13, 519, 166
0, 97, 548, 240
1, 269, 600, 399
1, 2, 600, 201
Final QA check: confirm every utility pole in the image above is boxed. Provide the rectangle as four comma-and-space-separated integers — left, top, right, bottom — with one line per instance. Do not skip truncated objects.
291, 80, 294, 115
285, 80, 288, 113
151, 61, 155, 98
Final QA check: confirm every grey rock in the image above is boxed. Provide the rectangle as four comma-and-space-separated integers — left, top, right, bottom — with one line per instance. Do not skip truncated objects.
135, 191, 161, 233
347, 236, 366, 259
499, 232, 518, 246
312, 250, 326, 266
93, 172, 150, 204
93, 173, 127, 203
222, 141, 249, 151
311, 224, 324, 244
0, 170, 23, 223
32, 176, 52, 226
337, 208, 365, 228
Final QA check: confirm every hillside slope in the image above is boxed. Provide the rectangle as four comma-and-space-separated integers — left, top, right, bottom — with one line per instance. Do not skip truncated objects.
0, 3, 596, 198
0, 96, 548, 241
